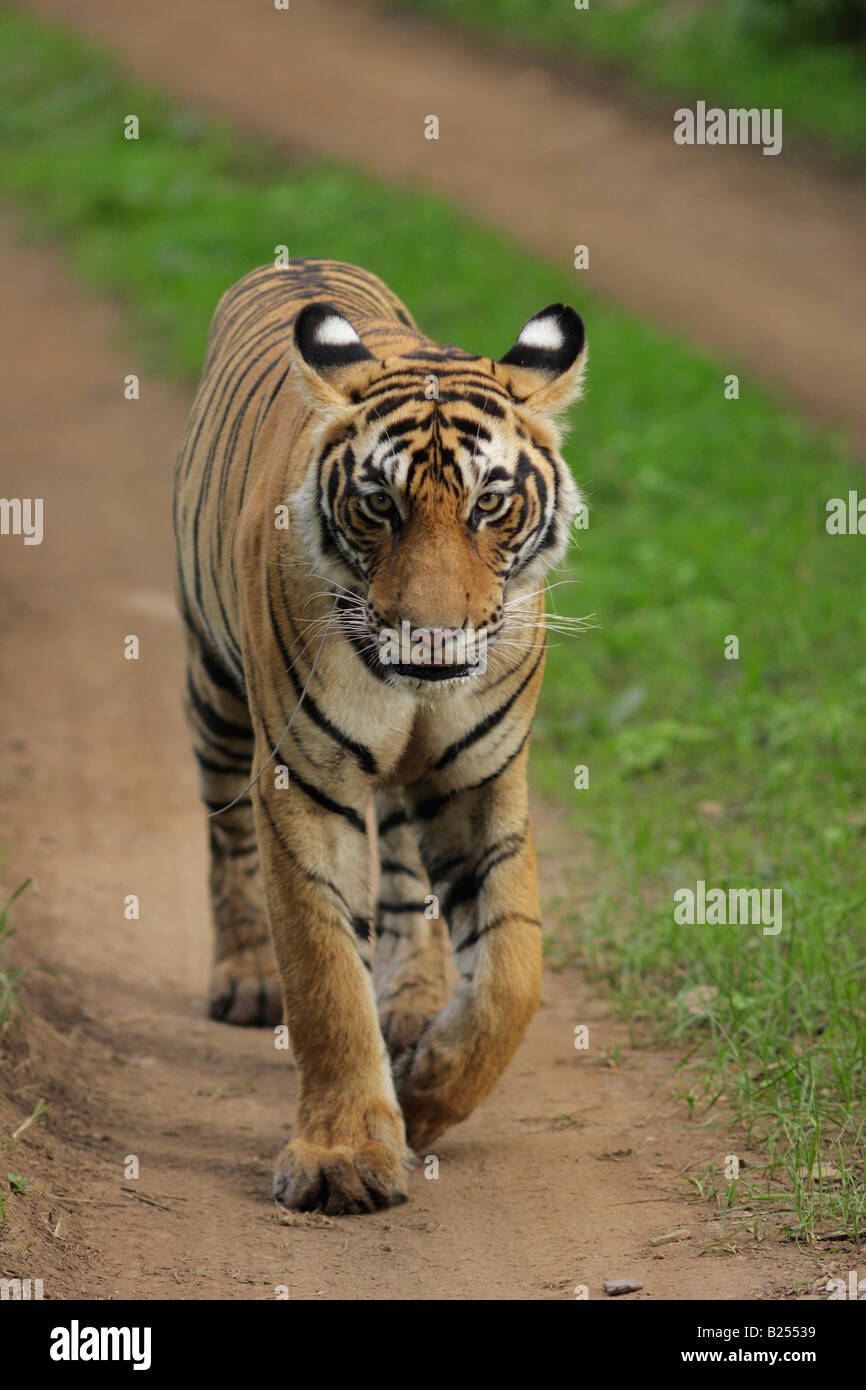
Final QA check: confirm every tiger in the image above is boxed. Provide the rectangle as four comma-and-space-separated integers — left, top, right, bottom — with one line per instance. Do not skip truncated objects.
173, 258, 587, 1215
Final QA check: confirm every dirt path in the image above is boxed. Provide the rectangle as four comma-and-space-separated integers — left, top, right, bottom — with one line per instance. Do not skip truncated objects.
0, 217, 828, 1300
23, 0, 866, 449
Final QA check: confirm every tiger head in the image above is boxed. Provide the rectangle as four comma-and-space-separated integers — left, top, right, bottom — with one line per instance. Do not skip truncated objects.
290, 300, 587, 690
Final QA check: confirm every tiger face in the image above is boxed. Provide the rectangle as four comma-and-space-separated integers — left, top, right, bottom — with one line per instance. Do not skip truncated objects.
290, 301, 587, 690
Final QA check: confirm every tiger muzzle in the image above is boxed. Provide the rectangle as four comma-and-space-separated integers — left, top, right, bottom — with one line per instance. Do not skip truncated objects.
377, 619, 488, 681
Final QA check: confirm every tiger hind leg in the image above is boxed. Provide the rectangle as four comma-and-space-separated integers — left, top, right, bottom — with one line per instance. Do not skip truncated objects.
182, 630, 282, 1026
374, 789, 448, 1069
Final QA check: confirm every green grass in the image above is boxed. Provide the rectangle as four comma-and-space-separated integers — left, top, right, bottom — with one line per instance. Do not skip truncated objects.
379, 0, 866, 159
0, 880, 33, 1031
1, 8, 865, 1240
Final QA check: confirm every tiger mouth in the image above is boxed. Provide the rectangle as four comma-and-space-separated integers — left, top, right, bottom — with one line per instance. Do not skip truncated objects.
335, 599, 492, 684
390, 661, 476, 682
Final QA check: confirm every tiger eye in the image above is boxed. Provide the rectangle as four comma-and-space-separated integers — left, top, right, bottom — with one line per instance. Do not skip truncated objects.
475, 491, 501, 513
368, 491, 392, 514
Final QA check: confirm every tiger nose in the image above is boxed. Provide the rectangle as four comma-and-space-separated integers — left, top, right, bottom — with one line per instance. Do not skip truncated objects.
410, 626, 463, 648
410, 625, 464, 663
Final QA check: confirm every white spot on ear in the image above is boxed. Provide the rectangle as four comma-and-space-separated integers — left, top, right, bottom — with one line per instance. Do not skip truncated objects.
517, 315, 563, 351
316, 315, 361, 346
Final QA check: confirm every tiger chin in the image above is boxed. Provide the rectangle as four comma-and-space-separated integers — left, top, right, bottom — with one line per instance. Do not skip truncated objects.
173, 259, 587, 1215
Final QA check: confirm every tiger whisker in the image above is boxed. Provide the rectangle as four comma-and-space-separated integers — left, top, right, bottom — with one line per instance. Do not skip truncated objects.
504, 578, 578, 607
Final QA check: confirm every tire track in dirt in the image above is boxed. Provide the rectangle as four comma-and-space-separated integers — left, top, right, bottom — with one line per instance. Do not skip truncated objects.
22, 0, 866, 448
0, 216, 825, 1298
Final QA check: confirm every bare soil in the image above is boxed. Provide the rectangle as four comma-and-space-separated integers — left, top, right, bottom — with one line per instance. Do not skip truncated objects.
23, 0, 866, 448
0, 218, 843, 1299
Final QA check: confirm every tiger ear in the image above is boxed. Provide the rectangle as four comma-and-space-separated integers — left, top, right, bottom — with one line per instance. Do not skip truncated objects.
292, 302, 379, 408
497, 303, 586, 418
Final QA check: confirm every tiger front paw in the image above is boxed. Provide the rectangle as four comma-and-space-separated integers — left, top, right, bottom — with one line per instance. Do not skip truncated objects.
393, 1040, 472, 1152
273, 1136, 409, 1215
